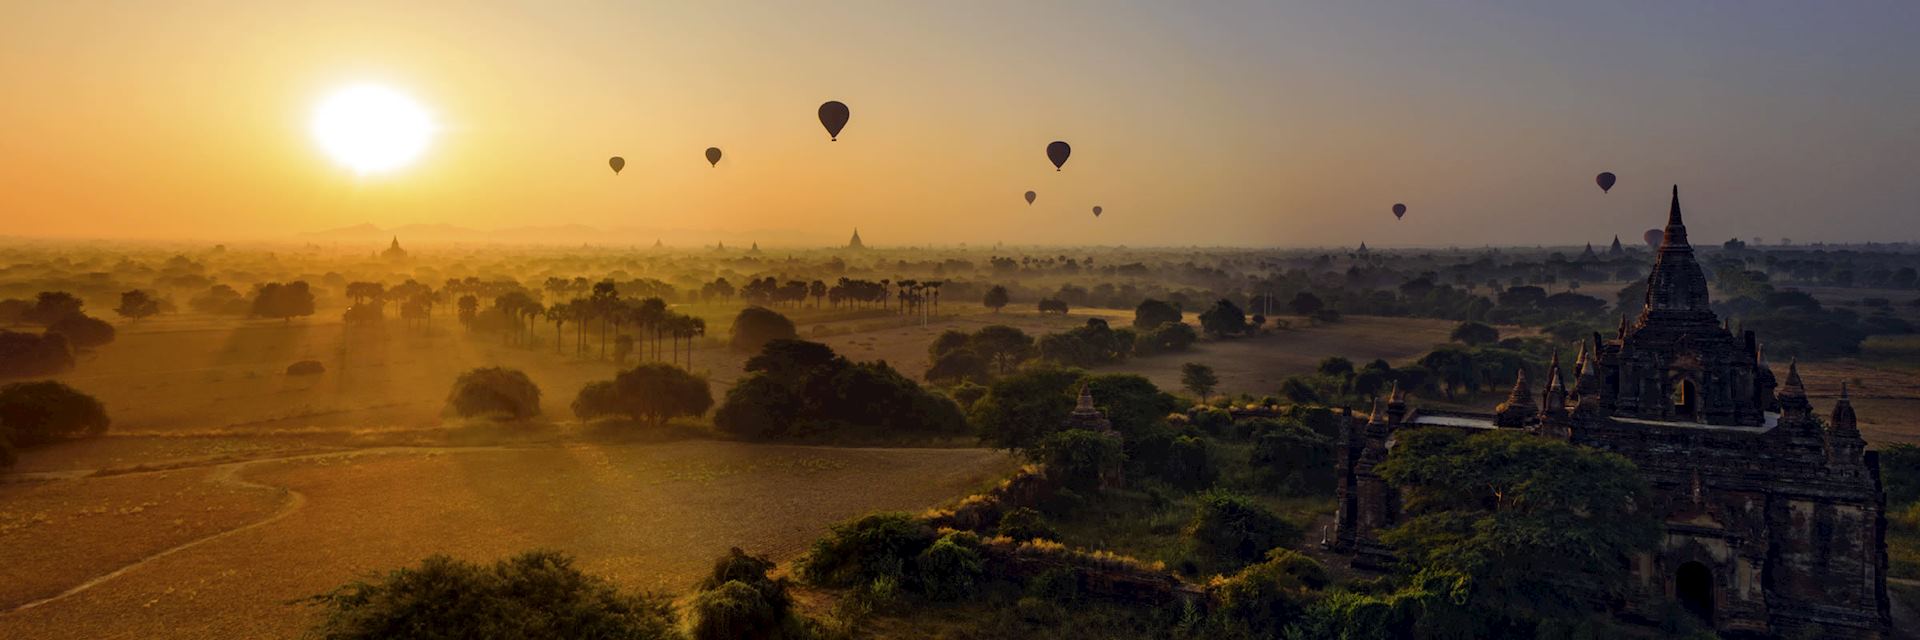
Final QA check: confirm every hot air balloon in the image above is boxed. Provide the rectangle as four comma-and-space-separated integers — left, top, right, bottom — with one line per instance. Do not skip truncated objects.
1046, 141, 1071, 171
1392, 203, 1407, 219
1092, 206, 1102, 217
705, 147, 723, 167
818, 101, 849, 141
608, 156, 625, 175
1596, 172, 1616, 193
1644, 229, 1664, 248
1024, 191, 1037, 205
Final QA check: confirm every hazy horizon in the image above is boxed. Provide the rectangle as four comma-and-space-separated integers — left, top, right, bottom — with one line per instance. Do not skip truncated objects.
5, 1, 1917, 246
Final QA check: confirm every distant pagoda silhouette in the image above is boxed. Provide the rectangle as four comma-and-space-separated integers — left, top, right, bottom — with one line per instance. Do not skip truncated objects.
382, 237, 408, 262
847, 228, 865, 250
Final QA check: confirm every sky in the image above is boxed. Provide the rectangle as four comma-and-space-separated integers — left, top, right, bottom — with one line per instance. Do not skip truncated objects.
2, 1, 1917, 247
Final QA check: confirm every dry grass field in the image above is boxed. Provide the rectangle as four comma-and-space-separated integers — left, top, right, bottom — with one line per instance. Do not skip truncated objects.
0, 441, 1018, 639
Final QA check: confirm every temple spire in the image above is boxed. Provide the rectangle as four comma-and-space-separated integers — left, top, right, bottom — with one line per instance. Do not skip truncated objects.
1644, 185, 1710, 312
1778, 358, 1812, 419
1831, 381, 1858, 433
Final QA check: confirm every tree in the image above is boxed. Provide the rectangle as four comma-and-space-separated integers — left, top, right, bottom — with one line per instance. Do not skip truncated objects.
1181, 362, 1219, 401
1036, 298, 1069, 314
983, 285, 1010, 313
571, 363, 713, 426
24, 291, 83, 325
969, 366, 1082, 451
1376, 428, 1659, 627
0, 331, 74, 378
1032, 429, 1124, 490
1199, 299, 1249, 337
728, 306, 796, 353
924, 349, 990, 385
0, 381, 109, 446
457, 294, 479, 329
969, 325, 1034, 374
305, 550, 678, 640
1288, 292, 1324, 316
114, 290, 161, 322
252, 281, 316, 323
446, 367, 542, 420
1133, 299, 1183, 330
47, 314, 115, 349
1449, 321, 1500, 346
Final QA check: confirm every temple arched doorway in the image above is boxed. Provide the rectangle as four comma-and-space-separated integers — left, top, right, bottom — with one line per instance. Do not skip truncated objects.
1676, 561, 1714, 623
1674, 379, 1699, 420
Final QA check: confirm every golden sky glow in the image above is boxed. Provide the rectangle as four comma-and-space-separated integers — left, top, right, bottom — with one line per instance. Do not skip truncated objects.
2, 2, 1916, 246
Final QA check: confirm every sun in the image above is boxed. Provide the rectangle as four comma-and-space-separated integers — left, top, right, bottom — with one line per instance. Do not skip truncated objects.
310, 84, 436, 174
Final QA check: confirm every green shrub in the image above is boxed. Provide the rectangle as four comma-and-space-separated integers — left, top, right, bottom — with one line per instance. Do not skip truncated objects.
690, 581, 786, 640
306, 550, 676, 640
996, 507, 1060, 542
445, 367, 541, 420
1189, 406, 1233, 435
915, 532, 986, 601
1025, 567, 1081, 603
801, 512, 937, 587
1250, 421, 1336, 496
1206, 549, 1328, 636
1186, 490, 1300, 565
1032, 429, 1125, 491
1162, 435, 1216, 490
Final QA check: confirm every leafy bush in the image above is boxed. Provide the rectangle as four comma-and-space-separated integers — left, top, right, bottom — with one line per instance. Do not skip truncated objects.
690, 548, 797, 640
995, 507, 1059, 542
729, 306, 797, 352
801, 512, 937, 588
915, 532, 986, 601
0, 380, 109, 446
1883, 443, 1920, 507
446, 367, 541, 420
570, 363, 713, 425
1206, 549, 1329, 636
1033, 429, 1125, 491
287, 360, 326, 376
305, 550, 677, 640
1162, 435, 1216, 490
1250, 420, 1336, 496
1186, 490, 1299, 565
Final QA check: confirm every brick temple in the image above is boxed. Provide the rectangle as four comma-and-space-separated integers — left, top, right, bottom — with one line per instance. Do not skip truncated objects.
1329, 186, 1890, 637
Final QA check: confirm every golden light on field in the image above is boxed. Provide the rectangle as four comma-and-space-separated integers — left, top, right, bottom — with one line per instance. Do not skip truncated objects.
309, 84, 436, 175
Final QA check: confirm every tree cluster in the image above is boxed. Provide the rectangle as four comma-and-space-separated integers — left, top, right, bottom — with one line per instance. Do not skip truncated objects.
715, 339, 966, 440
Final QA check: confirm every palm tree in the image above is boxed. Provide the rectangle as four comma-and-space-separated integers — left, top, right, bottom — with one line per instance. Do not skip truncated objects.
686, 317, 706, 370
521, 302, 545, 348
925, 280, 943, 317
547, 305, 570, 355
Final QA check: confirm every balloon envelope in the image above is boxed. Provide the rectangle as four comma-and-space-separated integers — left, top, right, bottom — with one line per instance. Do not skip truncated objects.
818, 101, 849, 141
608, 156, 625, 174
1046, 141, 1071, 171
1092, 206, 1102, 217
1024, 190, 1036, 205
1596, 172, 1616, 193
705, 147, 723, 167
1644, 229, 1664, 248
1392, 203, 1407, 219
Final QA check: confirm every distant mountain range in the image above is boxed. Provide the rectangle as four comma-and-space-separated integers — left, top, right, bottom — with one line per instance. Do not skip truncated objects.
299, 222, 833, 248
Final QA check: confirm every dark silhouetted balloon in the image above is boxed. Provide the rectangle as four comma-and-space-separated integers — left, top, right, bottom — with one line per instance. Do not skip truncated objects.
1644, 229, 1664, 248
818, 101, 849, 141
1596, 172, 1616, 193
705, 147, 723, 167
1092, 206, 1102, 217
1046, 141, 1071, 171
1024, 191, 1036, 205
608, 156, 625, 175
1392, 203, 1407, 219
